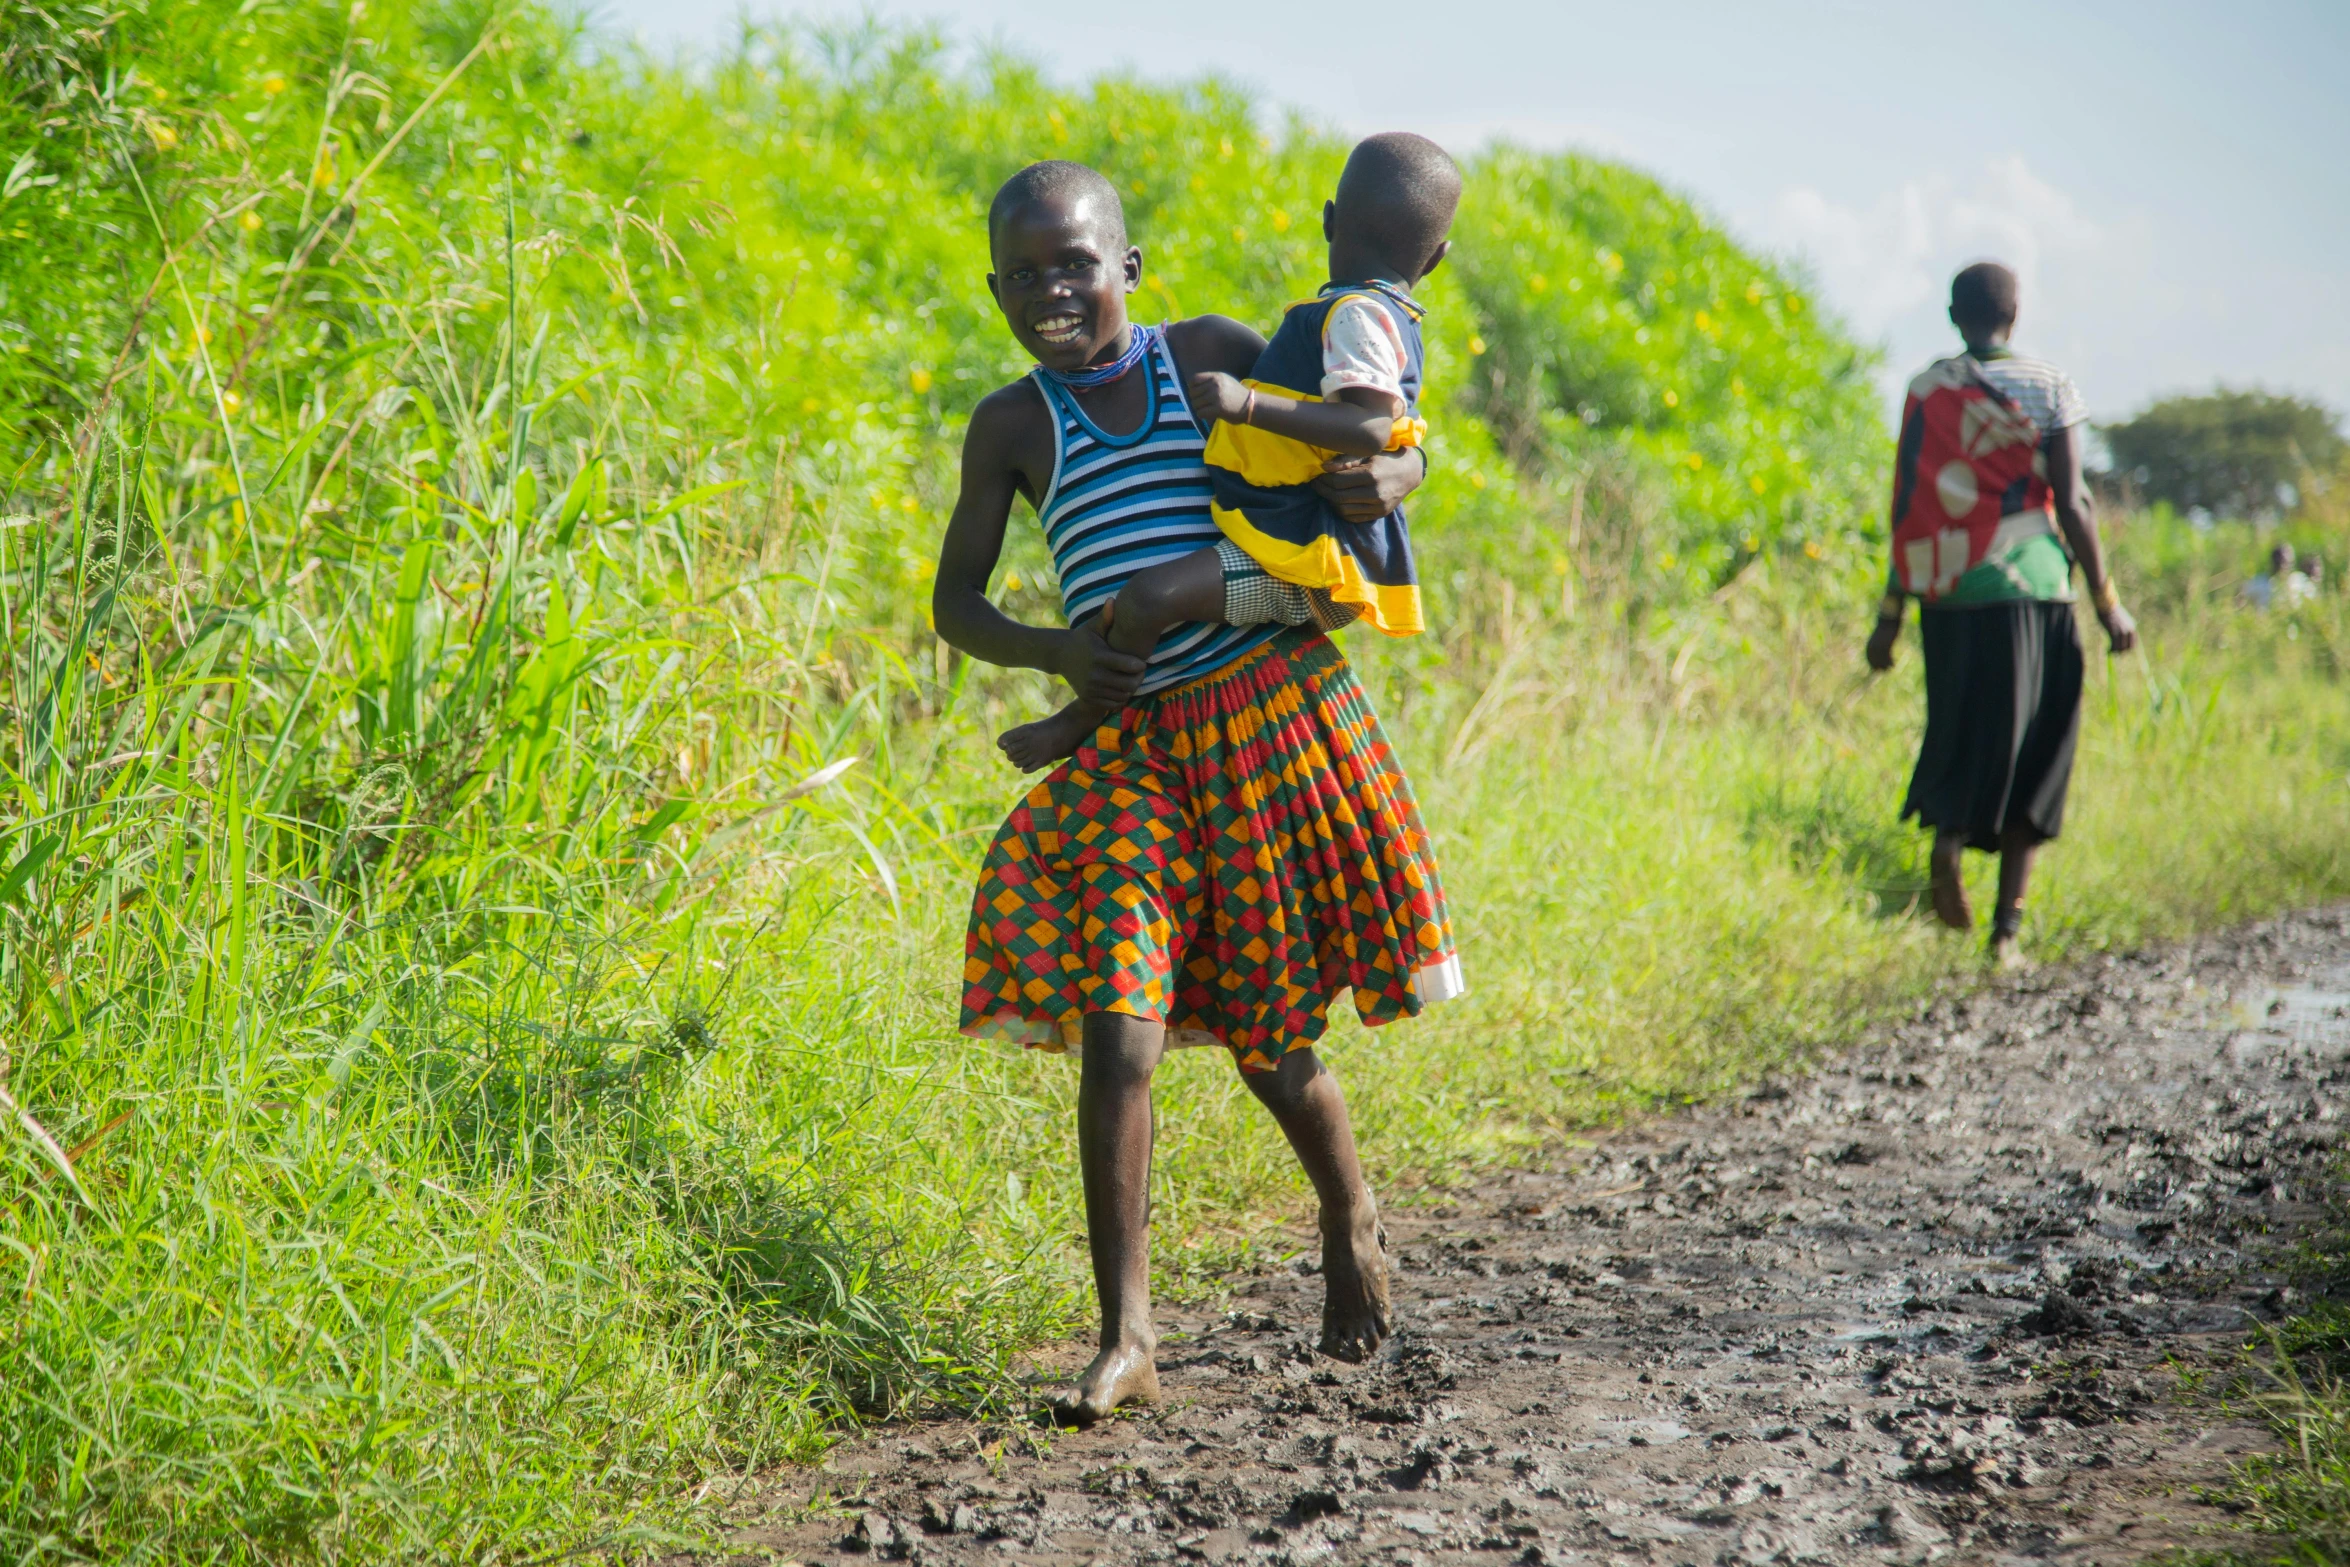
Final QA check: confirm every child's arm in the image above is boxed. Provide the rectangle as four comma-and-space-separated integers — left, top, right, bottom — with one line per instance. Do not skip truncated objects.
932, 386, 1148, 705
1187, 371, 1397, 456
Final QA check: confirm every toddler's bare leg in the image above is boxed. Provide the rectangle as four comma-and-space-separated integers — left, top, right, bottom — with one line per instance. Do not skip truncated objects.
998, 548, 1230, 771
1242, 1048, 1392, 1361
1101, 546, 1227, 655
1058, 1012, 1166, 1425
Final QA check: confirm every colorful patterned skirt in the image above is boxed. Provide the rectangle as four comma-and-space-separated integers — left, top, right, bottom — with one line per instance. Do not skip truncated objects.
960, 629, 1463, 1073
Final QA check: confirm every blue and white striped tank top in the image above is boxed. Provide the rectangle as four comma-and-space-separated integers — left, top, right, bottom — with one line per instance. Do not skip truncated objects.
1031, 327, 1281, 695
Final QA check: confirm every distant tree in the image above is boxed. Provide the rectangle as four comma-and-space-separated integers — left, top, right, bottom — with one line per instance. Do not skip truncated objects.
2101, 389, 2345, 519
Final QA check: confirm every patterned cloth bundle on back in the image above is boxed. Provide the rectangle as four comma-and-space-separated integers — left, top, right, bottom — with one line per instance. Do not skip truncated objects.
1889, 348, 2084, 606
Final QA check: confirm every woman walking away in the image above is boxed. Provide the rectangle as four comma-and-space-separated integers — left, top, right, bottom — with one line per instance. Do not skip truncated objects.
1866, 261, 2137, 967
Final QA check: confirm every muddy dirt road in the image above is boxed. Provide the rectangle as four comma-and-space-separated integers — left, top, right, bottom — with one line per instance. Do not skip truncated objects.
714, 909, 2349, 1565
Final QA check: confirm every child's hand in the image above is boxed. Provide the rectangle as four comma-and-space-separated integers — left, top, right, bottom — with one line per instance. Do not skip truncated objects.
1187, 371, 1252, 426
1054, 618, 1146, 705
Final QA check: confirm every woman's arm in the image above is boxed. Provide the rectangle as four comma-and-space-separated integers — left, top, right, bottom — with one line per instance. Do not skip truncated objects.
2045, 424, 2136, 653
932, 390, 1149, 703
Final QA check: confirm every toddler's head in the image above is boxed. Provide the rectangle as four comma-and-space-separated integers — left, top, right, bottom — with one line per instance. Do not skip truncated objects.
1325, 133, 1461, 287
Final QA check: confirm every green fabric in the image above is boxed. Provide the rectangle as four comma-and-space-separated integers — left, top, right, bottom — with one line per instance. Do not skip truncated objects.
1890, 339, 2078, 605
1885, 531, 2074, 605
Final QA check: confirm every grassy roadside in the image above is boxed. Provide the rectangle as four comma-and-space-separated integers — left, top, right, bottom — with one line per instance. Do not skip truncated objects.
13, 510, 2349, 1564
6, 5, 2350, 1560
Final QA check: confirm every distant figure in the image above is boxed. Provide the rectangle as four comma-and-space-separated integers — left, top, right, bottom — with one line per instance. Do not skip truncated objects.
1866, 262, 2137, 966
2241, 542, 2316, 611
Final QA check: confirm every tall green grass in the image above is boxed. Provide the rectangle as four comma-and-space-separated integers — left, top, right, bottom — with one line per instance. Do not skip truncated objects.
5, 1, 2350, 1560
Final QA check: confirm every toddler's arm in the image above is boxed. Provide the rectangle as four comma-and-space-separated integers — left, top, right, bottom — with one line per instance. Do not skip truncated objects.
1189, 372, 1398, 456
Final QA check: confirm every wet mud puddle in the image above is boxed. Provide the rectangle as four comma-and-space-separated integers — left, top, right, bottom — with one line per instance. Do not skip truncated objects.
713, 910, 2350, 1565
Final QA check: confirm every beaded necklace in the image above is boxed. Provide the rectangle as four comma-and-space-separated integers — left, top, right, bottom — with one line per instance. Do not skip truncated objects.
1035, 323, 1157, 390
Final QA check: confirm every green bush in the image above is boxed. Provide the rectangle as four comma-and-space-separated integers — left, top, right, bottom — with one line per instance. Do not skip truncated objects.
4, 2, 2349, 1562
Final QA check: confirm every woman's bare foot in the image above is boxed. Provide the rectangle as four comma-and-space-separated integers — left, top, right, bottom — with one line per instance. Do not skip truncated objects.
1930, 854, 1973, 931
1054, 1339, 1159, 1427
998, 705, 1095, 772
1318, 1210, 1393, 1362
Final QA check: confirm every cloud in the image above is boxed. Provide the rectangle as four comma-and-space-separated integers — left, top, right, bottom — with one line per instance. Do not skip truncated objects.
1757, 158, 2115, 398
1772, 158, 2096, 323
1744, 157, 2348, 425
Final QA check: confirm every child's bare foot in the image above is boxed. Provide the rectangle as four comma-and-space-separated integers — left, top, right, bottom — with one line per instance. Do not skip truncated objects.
997, 707, 1094, 772
1318, 1209, 1393, 1362
1054, 1339, 1158, 1427
1930, 856, 1973, 931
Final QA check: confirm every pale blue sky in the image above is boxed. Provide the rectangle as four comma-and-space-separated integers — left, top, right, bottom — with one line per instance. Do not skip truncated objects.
587, 0, 2350, 424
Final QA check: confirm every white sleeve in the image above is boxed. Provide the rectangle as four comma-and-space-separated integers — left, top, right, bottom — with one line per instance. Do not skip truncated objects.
2048, 369, 2087, 431
1319, 296, 1407, 411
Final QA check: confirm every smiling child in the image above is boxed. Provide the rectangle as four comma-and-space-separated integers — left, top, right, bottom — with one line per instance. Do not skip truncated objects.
932, 160, 1463, 1423
997, 134, 1462, 771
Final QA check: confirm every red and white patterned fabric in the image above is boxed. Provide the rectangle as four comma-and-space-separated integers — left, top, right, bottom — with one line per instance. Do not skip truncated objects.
1890, 356, 2052, 602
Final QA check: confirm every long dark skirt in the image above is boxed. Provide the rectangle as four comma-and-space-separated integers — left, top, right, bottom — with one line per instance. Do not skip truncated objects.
1902, 600, 2085, 851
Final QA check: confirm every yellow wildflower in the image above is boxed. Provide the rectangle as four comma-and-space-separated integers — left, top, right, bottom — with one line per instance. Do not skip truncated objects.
262, 74, 287, 96
1467, 335, 1487, 356
908, 366, 933, 394
1270, 209, 1290, 233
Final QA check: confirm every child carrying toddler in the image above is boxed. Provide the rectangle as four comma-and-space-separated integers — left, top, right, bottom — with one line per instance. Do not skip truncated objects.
998, 132, 1461, 770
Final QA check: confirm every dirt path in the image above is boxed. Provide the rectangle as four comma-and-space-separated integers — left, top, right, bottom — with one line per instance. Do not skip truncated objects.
711, 909, 2349, 1565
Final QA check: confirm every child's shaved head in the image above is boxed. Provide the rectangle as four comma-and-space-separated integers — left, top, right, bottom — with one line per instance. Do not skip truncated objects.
990, 161, 1128, 255
1332, 133, 1461, 277
1951, 261, 2020, 330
